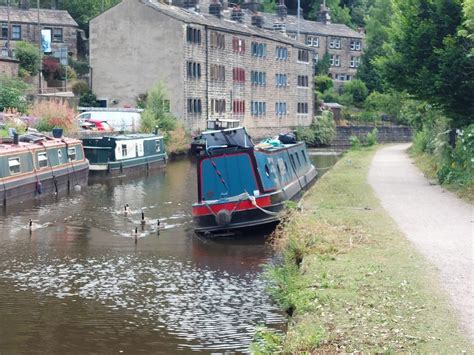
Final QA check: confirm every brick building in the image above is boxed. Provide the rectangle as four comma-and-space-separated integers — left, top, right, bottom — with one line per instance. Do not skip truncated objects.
90, 0, 315, 137
0, 1, 79, 59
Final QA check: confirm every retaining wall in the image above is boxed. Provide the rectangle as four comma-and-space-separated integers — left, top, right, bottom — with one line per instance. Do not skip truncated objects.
332, 125, 413, 147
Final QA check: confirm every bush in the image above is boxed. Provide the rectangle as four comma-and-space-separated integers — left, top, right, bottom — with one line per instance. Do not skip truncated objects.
314, 75, 333, 93
0, 76, 31, 113
296, 111, 336, 147
412, 130, 429, 154
29, 100, 77, 132
79, 90, 98, 107
42, 56, 61, 80
349, 135, 361, 149
59, 65, 77, 81
15, 41, 41, 77
70, 58, 89, 76
365, 128, 378, 146
72, 80, 89, 96
318, 88, 339, 103
342, 79, 368, 107
141, 81, 176, 133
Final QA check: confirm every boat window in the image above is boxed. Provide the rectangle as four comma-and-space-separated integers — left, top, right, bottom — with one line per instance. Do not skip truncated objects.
121, 144, 127, 157
38, 152, 48, 168
155, 140, 161, 153
290, 154, 296, 168
296, 152, 301, 166
264, 164, 270, 177
68, 147, 76, 162
302, 150, 307, 163
58, 149, 63, 164
8, 157, 21, 175
284, 161, 288, 173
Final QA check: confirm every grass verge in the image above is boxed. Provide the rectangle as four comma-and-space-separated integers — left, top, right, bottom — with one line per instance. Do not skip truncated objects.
252, 147, 471, 353
410, 150, 473, 204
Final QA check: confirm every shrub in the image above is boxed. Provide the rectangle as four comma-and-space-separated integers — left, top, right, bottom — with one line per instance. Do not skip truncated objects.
59, 65, 77, 81
342, 79, 368, 107
15, 41, 41, 77
72, 80, 89, 96
70, 58, 89, 76
349, 135, 361, 149
311, 111, 336, 146
314, 75, 333, 93
412, 130, 429, 153
0, 76, 31, 113
29, 100, 77, 132
79, 90, 98, 107
141, 81, 176, 133
365, 128, 378, 146
42, 56, 61, 80
318, 88, 339, 103
166, 122, 189, 154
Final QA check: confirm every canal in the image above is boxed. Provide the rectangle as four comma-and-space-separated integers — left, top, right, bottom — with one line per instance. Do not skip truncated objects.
0, 153, 338, 353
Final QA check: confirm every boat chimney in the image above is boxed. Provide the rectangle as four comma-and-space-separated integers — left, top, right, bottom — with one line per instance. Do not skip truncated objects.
13, 132, 19, 145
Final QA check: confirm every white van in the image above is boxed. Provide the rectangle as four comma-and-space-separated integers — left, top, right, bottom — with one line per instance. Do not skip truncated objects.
76, 109, 142, 132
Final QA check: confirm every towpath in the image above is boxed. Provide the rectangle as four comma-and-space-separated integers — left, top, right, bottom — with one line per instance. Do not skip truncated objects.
368, 144, 473, 342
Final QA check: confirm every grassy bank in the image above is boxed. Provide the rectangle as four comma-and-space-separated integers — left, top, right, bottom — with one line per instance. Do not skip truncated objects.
410, 151, 474, 204
253, 147, 471, 353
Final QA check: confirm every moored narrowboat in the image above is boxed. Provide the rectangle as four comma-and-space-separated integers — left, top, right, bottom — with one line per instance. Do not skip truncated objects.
82, 134, 167, 178
192, 127, 317, 236
0, 132, 89, 207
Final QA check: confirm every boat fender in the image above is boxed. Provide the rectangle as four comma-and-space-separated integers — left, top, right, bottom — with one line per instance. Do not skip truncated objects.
36, 181, 42, 195
216, 209, 232, 226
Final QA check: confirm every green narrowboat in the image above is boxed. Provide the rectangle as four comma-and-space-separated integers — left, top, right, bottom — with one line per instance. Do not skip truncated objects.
81, 134, 167, 178
0, 132, 89, 208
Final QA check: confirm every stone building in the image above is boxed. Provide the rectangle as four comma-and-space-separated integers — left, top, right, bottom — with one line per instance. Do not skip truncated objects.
90, 0, 315, 137
0, 56, 19, 77
0, 1, 79, 59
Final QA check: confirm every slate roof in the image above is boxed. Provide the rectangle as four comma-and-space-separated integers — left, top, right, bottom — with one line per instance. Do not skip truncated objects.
141, 0, 311, 49
0, 6, 78, 27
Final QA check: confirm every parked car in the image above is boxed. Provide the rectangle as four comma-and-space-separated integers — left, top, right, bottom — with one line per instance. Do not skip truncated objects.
76, 110, 141, 132
80, 119, 114, 132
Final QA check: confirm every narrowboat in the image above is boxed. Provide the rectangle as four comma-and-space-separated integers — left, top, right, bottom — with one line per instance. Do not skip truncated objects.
192, 127, 317, 236
81, 134, 167, 178
190, 119, 240, 155
0, 132, 89, 207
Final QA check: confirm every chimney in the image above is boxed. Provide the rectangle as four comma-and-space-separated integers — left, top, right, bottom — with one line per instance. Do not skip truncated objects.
19, 0, 29, 10
251, 12, 263, 28
242, 0, 260, 13
209, 0, 222, 18
231, 5, 244, 22
317, 3, 331, 24
276, 0, 287, 19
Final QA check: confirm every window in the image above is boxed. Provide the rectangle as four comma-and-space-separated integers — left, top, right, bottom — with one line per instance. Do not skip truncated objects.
210, 99, 226, 114
350, 40, 361, 51
251, 42, 267, 57
275, 74, 288, 87
67, 147, 76, 162
186, 26, 201, 44
187, 98, 202, 114
297, 75, 309, 87
52, 28, 63, 42
350, 56, 361, 68
233, 68, 245, 83
187, 61, 201, 79
8, 157, 21, 175
275, 102, 287, 116
298, 49, 309, 62
155, 140, 161, 153
232, 37, 245, 54
275, 46, 288, 60
330, 54, 340, 67
233, 100, 245, 114
251, 101, 266, 116
306, 36, 319, 47
210, 31, 225, 49
297, 102, 309, 114
58, 149, 63, 164
121, 144, 127, 157
335, 73, 352, 81
1, 23, 7, 39
251, 71, 266, 86
329, 37, 341, 49
37, 152, 48, 168
210, 64, 225, 81
12, 25, 21, 40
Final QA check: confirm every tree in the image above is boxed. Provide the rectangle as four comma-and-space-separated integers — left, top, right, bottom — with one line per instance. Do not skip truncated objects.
307, 0, 352, 25
141, 82, 176, 133
15, 41, 41, 77
315, 53, 331, 75
314, 75, 333, 92
380, 0, 473, 128
343, 79, 368, 106
0, 76, 31, 113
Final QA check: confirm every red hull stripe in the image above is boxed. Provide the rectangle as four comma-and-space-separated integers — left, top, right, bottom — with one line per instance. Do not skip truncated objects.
192, 195, 272, 216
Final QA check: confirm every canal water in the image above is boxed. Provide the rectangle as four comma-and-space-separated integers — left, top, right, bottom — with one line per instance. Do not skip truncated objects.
0, 153, 338, 354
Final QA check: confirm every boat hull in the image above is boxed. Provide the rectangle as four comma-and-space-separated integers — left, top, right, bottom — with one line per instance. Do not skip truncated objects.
0, 161, 89, 207
88, 155, 167, 179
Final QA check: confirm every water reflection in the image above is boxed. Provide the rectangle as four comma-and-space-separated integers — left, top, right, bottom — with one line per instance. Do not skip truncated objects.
0, 153, 338, 353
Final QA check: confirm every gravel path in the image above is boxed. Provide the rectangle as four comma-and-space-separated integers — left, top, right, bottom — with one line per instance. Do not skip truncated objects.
368, 144, 473, 342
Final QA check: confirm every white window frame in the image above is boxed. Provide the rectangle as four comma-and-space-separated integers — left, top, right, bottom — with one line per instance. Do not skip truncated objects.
8, 157, 21, 175
67, 147, 77, 162
350, 40, 361, 51
329, 37, 341, 49
58, 149, 63, 164
38, 152, 48, 168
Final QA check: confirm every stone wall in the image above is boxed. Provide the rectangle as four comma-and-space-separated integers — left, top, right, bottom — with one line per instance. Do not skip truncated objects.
0, 57, 19, 77
332, 125, 413, 147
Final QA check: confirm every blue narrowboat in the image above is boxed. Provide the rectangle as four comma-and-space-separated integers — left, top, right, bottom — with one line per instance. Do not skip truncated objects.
0, 132, 89, 207
192, 127, 317, 236
81, 134, 167, 178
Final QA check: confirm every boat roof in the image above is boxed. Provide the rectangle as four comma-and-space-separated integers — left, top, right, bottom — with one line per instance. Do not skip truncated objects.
84, 133, 164, 141
202, 127, 254, 149
0, 135, 81, 154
